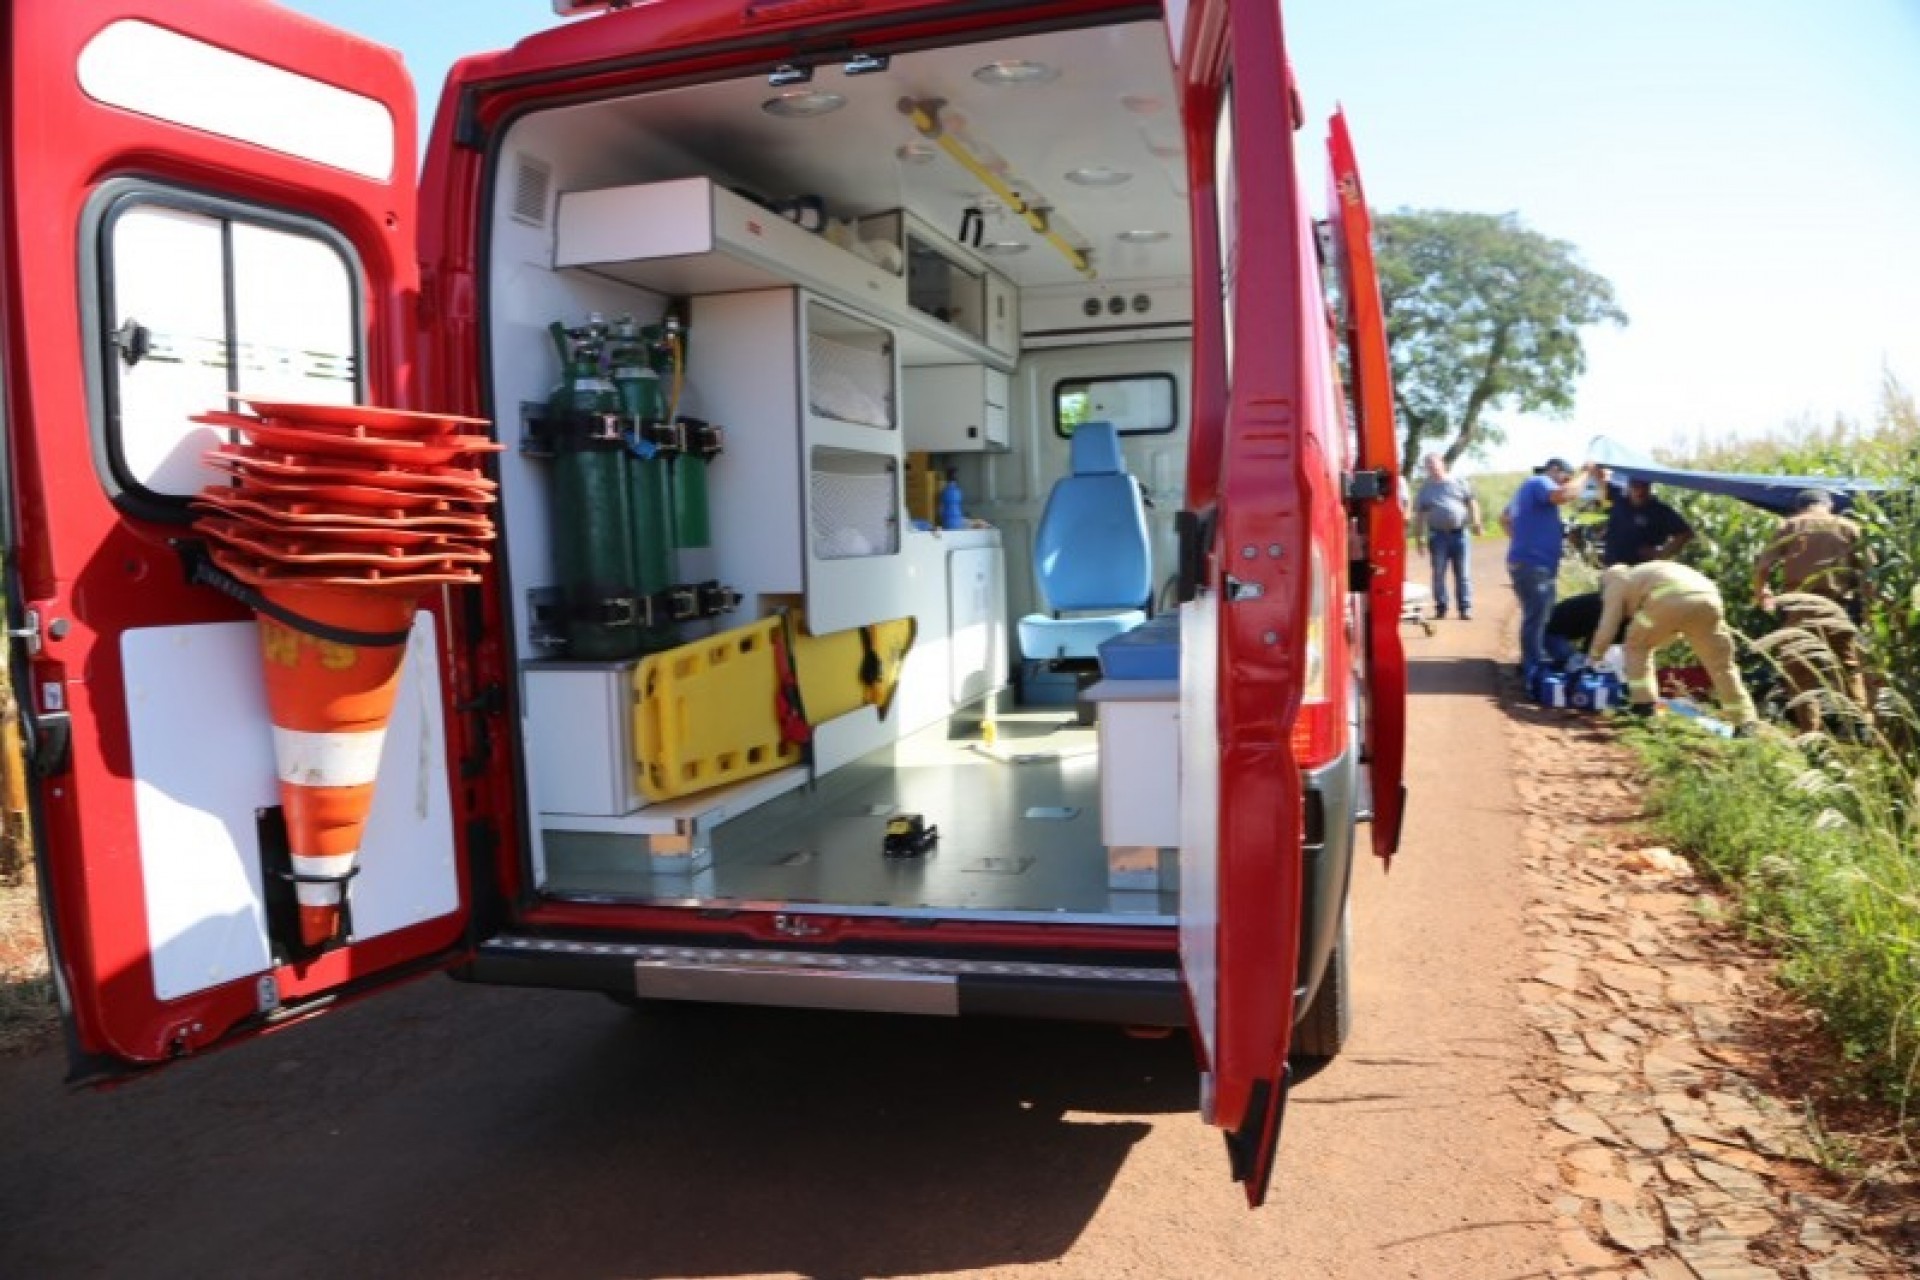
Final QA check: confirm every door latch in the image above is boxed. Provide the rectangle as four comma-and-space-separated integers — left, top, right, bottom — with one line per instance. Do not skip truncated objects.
111, 318, 153, 369
1342, 468, 1393, 503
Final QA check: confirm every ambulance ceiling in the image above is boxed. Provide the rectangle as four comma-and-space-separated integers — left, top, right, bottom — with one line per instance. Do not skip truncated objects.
587, 21, 1189, 289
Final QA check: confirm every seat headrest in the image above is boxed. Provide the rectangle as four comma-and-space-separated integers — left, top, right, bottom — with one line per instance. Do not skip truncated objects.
1070, 421, 1125, 476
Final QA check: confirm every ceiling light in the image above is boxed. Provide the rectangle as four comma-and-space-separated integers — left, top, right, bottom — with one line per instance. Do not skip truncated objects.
762, 90, 847, 118
1065, 166, 1133, 187
973, 60, 1058, 86
896, 143, 938, 165
977, 241, 1029, 256
1116, 229, 1169, 244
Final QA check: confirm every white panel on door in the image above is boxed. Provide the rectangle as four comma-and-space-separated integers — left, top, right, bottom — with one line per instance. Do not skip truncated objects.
1177, 594, 1221, 1066
124, 614, 459, 1001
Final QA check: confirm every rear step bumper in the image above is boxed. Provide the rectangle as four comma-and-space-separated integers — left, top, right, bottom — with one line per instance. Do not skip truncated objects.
468, 935, 1188, 1026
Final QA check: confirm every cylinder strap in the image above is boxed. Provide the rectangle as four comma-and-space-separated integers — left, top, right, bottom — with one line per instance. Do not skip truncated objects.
177, 541, 414, 648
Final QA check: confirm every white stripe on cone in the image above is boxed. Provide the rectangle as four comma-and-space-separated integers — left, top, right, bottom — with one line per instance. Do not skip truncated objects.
272, 726, 387, 787
291, 852, 358, 907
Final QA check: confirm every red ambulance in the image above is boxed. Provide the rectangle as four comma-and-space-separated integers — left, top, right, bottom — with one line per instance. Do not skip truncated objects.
1, 0, 1405, 1204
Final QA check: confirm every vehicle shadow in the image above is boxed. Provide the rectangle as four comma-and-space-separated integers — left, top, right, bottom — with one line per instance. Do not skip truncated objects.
1407, 654, 1503, 697
0, 978, 1200, 1279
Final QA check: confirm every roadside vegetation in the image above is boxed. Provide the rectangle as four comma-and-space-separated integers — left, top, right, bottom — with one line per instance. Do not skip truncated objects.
1619, 376, 1920, 1135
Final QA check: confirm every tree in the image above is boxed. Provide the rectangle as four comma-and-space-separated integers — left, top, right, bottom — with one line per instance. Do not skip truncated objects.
1374, 209, 1626, 475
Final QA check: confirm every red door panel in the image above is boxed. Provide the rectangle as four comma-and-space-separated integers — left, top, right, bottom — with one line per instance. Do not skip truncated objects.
1176, 0, 1317, 1206
1327, 110, 1408, 863
1, 1, 467, 1077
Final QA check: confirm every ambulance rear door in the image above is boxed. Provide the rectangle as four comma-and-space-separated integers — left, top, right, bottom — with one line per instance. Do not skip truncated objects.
1175, 0, 1320, 1207
0, 1, 474, 1079
1327, 109, 1408, 863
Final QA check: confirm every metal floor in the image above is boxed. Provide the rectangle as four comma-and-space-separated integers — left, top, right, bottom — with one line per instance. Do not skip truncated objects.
542, 708, 1178, 924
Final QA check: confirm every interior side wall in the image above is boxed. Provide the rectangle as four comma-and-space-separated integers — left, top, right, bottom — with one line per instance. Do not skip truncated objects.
487, 110, 676, 664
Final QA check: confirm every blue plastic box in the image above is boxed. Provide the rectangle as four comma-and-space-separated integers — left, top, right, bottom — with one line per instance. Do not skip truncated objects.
1097, 614, 1180, 681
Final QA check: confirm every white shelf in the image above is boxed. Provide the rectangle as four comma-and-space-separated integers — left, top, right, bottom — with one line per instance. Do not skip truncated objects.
555, 177, 904, 310
556, 178, 1016, 373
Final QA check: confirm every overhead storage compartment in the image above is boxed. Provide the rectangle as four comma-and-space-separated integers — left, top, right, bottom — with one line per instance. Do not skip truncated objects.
554, 177, 904, 309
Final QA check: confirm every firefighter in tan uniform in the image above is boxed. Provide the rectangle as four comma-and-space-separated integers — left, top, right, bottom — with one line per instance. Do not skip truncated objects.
1591, 561, 1758, 731
1751, 489, 1869, 732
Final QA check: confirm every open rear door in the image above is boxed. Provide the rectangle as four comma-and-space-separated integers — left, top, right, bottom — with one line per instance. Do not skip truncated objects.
1, 2, 471, 1078
1326, 110, 1408, 863
1175, 0, 1322, 1207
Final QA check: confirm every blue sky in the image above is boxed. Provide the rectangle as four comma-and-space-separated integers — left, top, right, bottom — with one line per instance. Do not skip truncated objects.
284, 0, 1920, 473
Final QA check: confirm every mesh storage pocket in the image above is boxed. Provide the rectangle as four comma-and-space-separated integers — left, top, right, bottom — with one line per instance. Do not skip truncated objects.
806, 330, 894, 429
810, 448, 899, 560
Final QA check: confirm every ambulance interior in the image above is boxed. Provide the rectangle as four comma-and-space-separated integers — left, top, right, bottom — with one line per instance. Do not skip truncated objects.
486, 19, 1205, 925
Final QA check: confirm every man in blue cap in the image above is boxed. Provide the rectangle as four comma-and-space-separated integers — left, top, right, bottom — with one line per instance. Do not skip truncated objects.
1500, 456, 1595, 678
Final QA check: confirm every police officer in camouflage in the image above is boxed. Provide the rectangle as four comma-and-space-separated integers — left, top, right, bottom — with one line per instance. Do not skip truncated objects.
1752, 489, 1871, 732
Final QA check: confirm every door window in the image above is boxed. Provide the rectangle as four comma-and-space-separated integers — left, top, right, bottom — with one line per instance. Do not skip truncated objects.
97, 191, 360, 507
1054, 373, 1179, 438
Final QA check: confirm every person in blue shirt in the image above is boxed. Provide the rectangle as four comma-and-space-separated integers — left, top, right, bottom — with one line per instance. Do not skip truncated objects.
1499, 456, 1595, 677
1599, 474, 1693, 567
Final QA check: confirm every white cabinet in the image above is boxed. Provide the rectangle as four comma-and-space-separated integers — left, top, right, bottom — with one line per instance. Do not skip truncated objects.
985, 271, 1019, 358
890, 530, 1007, 736
948, 545, 1007, 705
691, 290, 905, 635
1085, 679, 1181, 851
904, 364, 1010, 452
525, 661, 644, 818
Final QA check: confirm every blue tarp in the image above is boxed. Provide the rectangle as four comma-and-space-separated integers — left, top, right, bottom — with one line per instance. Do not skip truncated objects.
1586, 436, 1894, 515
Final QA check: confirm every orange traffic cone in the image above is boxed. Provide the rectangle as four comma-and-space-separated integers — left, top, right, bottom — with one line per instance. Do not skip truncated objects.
191, 398, 497, 952
253, 582, 421, 948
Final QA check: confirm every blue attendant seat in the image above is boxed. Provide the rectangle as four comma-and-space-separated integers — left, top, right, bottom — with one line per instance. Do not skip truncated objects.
1017, 421, 1152, 665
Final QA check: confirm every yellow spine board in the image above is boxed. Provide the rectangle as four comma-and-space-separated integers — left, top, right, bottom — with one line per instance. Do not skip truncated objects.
631, 616, 803, 803
790, 612, 918, 725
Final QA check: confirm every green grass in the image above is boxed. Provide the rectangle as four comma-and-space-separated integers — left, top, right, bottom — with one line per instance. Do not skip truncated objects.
1611, 377, 1920, 1130
1624, 720, 1920, 1119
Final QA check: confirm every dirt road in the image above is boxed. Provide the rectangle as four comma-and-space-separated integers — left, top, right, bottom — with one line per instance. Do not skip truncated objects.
0, 543, 1559, 1279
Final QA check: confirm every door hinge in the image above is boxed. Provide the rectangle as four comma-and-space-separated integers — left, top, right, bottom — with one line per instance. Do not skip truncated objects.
6, 608, 42, 656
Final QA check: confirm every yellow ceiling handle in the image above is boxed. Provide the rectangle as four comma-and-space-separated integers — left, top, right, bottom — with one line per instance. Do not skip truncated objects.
897, 97, 1096, 280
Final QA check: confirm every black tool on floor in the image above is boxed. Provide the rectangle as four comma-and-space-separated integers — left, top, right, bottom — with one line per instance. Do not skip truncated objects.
883, 813, 939, 858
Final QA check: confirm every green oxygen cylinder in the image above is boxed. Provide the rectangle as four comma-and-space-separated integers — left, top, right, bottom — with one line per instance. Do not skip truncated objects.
653, 318, 712, 550
550, 315, 646, 661
609, 315, 679, 653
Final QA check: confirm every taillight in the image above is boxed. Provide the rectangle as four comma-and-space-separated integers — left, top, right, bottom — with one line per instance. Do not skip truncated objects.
1291, 542, 1341, 766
